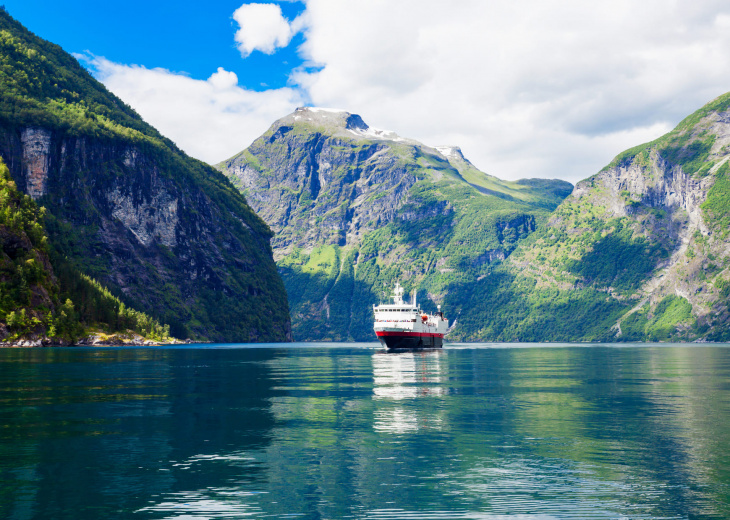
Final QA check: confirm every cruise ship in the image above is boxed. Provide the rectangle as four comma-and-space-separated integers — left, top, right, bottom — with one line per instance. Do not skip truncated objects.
373, 282, 448, 349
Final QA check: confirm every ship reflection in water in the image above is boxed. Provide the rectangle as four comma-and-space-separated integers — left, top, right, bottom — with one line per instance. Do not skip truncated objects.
372, 350, 447, 434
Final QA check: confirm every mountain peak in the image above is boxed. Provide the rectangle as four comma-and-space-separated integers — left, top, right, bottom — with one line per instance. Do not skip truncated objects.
292, 106, 354, 125
281, 107, 410, 143
288, 107, 368, 131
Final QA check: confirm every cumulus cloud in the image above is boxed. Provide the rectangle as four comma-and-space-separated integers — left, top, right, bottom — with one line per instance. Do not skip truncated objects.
85, 1, 730, 184
292, 0, 730, 182
208, 67, 239, 90
85, 56, 305, 163
233, 3, 300, 57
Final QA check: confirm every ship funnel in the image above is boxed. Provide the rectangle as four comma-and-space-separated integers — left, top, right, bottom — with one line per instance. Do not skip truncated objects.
413, 290, 417, 307
392, 282, 405, 304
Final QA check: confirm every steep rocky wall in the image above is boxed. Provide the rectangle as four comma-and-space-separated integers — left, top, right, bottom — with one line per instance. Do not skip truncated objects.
0, 124, 292, 342
574, 154, 714, 230
503, 105, 730, 341
579, 147, 725, 333
19, 127, 52, 199
225, 132, 417, 258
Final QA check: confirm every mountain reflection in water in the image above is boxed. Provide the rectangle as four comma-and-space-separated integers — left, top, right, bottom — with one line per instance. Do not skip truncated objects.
1, 344, 730, 519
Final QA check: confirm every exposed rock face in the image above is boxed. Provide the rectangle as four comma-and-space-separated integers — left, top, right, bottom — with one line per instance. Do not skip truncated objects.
573, 155, 713, 230
231, 139, 416, 256
499, 95, 730, 342
1, 125, 292, 342
498, 214, 536, 241
223, 109, 423, 259
20, 127, 51, 199
107, 178, 179, 248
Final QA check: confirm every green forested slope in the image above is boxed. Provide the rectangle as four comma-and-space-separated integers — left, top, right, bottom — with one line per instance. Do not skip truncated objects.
0, 10, 291, 342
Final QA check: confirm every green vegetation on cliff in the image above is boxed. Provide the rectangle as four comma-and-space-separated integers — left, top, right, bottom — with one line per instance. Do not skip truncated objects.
619, 295, 695, 341
448, 91, 730, 342
445, 210, 677, 342
701, 161, 730, 238
0, 158, 171, 343
0, 157, 55, 339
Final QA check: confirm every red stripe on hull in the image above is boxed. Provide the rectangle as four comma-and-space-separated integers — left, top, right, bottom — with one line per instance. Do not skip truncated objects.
376, 331, 445, 338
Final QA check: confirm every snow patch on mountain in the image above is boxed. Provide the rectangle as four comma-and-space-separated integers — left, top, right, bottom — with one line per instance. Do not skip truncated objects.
285, 107, 419, 145
435, 146, 465, 161
348, 126, 405, 143
306, 106, 349, 114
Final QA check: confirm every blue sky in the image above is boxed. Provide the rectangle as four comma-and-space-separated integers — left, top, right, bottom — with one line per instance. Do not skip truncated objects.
5, 1, 730, 183
4, 0, 306, 90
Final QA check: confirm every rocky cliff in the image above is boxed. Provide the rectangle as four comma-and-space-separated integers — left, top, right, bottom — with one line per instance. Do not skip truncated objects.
0, 154, 175, 346
0, 11, 291, 342
218, 107, 572, 340
223, 108, 420, 257
452, 92, 730, 342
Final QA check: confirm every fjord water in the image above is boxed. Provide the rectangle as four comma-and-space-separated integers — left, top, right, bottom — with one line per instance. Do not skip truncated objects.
1, 344, 730, 519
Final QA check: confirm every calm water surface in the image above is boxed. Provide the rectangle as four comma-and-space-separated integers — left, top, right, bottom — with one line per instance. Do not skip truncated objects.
1, 343, 730, 519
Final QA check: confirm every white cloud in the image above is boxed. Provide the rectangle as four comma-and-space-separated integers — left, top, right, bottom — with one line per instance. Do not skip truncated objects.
233, 3, 298, 57
86, 56, 305, 163
208, 67, 239, 90
292, 0, 730, 183
85, 1, 730, 184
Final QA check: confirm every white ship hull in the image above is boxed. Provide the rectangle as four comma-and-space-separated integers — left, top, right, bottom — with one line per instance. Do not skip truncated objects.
373, 282, 448, 350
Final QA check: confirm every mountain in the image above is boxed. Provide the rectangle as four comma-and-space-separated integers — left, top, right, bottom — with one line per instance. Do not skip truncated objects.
450, 92, 730, 342
217, 107, 572, 340
0, 10, 291, 342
